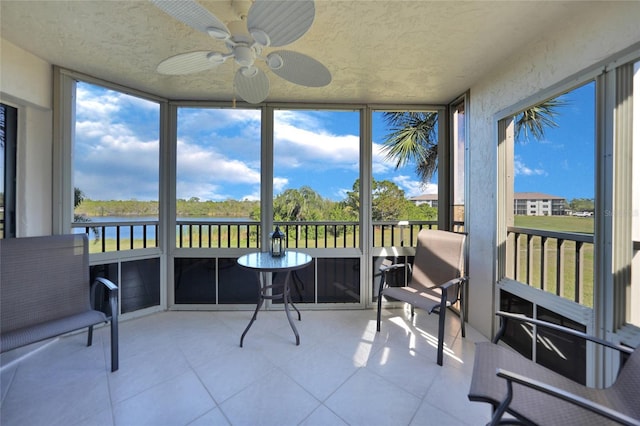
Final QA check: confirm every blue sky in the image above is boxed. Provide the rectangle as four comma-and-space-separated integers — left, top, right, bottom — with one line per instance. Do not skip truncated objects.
74, 81, 594, 204
513, 82, 595, 200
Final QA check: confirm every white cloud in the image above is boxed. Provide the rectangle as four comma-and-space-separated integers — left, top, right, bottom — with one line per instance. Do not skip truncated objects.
372, 142, 395, 174
273, 111, 401, 178
273, 120, 359, 169
177, 139, 259, 184
514, 156, 546, 176
392, 175, 436, 198
175, 138, 262, 200
273, 177, 289, 193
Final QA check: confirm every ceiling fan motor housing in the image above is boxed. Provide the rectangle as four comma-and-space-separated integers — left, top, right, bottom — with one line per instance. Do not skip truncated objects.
233, 44, 255, 67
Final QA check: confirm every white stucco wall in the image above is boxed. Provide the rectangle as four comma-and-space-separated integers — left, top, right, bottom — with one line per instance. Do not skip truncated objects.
466, 2, 640, 338
1, 38, 53, 236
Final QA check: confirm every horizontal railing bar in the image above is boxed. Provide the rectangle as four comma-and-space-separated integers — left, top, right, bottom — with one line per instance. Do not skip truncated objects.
508, 226, 593, 243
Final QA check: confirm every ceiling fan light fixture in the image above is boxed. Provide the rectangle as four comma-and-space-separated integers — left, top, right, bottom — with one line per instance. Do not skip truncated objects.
206, 26, 230, 40
266, 53, 284, 70
240, 66, 259, 78
249, 28, 270, 47
234, 45, 255, 67
207, 52, 225, 64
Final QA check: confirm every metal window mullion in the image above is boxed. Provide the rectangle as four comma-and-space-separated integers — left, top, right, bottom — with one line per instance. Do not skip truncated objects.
613, 63, 635, 329
541, 236, 548, 291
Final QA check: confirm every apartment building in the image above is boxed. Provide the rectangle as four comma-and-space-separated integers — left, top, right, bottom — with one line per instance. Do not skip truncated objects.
514, 192, 566, 216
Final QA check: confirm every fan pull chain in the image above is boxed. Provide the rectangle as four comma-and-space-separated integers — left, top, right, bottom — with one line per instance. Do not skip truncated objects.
232, 62, 237, 108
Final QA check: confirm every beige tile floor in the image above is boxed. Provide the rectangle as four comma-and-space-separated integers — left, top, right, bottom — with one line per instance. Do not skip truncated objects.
1, 308, 492, 426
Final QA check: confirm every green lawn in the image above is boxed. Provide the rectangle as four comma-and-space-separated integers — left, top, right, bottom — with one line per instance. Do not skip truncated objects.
514, 215, 594, 234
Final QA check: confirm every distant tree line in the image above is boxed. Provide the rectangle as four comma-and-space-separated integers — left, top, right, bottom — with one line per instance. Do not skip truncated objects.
75, 179, 437, 222
567, 198, 595, 213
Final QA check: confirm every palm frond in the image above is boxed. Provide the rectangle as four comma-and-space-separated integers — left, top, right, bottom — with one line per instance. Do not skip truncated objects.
515, 98, 567, 142
381, 111, 438, 179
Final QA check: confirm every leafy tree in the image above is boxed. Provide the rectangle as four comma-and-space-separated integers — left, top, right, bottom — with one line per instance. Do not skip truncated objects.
344, 179, 361, 216
273, 186, 325, 221
272, 186, 327, 242
74, 187, 99, 239
372, 179, 408, 221
569, 198, 595, 213
327, 200, 358, 222
405, 202, 437, 220
343, 178, 434, 222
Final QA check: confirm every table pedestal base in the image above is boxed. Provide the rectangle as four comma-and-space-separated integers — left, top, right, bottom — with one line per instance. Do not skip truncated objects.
240, 270, 301, 347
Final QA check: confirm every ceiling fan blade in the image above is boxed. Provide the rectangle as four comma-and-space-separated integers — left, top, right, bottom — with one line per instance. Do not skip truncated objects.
151, 0, 230, 38
157, 51, 222, 75
234, 67, 270, 104
267, 50, 331, 87
247, 0, 315, 47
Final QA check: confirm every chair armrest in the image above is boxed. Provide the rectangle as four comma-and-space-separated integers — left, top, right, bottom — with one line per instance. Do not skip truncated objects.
432, 276, 467, 306
495, 368, 640, 426
91, 277, 118, 318
493, 311, 633, 355
378, 263, 412, 298
379, 263, 410, 273
439, 276, 467, 290
94, 277, 118, 292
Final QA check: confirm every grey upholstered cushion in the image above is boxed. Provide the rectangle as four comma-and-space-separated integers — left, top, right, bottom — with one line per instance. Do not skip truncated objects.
469, 341, 640, 425
408, 229, 465, 291
1, 310, 106, 352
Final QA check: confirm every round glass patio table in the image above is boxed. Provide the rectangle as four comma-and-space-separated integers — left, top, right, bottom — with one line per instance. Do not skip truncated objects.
237, 251, 312, 347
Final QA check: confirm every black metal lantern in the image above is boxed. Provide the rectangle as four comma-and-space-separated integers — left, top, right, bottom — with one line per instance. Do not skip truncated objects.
269, 226, 286, 257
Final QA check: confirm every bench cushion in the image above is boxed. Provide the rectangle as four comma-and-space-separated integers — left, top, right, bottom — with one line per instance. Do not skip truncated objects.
1, 310, 107, 352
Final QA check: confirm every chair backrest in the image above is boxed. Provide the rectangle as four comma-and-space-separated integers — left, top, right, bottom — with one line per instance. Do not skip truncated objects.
0, 234, 91, 333
408, 229, 466, 290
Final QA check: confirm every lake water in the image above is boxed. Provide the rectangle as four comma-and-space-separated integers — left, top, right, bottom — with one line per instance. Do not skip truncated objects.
76, 216, 252, 240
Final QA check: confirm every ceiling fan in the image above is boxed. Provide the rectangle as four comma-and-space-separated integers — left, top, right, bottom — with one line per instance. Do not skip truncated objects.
151, 0, 332, 104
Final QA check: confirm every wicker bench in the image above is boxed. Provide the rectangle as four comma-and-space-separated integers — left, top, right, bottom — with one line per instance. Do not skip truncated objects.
0, 234, 119, 372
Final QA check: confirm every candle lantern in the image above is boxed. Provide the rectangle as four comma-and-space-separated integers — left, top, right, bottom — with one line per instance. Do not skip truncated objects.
269, 226, 286, 257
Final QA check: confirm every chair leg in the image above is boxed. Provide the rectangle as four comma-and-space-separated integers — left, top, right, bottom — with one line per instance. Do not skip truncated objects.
436, 290, 448, 366
460, 285, 466, 338
489, 380, 513, 426
110, 317, 119, 372
376, 289, 383, 332
437, 308, 446, 366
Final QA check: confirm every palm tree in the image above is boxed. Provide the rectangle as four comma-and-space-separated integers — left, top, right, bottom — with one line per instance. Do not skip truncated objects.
381, 99, 566, 182
514, 98, 566, 142
381, 112, 439, 182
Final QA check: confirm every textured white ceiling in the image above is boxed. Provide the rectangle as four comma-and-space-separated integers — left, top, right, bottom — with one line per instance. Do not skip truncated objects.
1, 0, 579, 105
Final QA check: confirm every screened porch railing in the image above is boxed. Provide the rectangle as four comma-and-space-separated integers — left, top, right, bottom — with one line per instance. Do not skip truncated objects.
72, 220, 459, 251
507, 226, 594, 306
